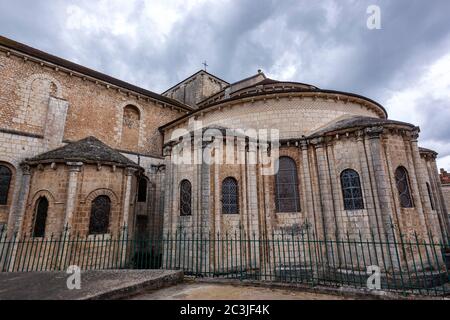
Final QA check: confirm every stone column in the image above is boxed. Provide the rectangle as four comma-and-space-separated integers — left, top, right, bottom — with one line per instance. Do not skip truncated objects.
408, 130, 435, 238
365, 126, 396, 270
9, 164, 32, 238
122, 167, 137, 233
63, 162, 83, 234
310, 137, 335, 266
6, 164, 31, 271
311, 138, 336, 238
162, 146, 173, 239
246, 139, 260, 268
299, 139, 316, 231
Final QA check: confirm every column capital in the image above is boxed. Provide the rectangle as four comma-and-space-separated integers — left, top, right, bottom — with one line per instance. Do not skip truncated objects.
20, 163, 31, 175
125, 167, 138, 176
299, 139, 308, 150
67, 162, 83, 172
410, 127, 420, 142
309, 137, 324, 148
365, 126, 384, 139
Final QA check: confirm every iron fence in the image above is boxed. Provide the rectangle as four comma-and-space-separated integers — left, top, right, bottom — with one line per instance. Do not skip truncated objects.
0, 225, 449, 297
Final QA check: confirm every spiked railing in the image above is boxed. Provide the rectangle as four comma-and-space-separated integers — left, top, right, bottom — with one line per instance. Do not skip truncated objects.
0, 223, 448, 297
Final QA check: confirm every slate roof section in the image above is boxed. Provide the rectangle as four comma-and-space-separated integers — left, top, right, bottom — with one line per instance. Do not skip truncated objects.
419, 147, 438, 156
25, 136, 141, 168
0, 35, 192, 111
308, 116, 416, 137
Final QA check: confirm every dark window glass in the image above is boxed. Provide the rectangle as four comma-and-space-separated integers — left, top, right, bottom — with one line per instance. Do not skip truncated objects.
180, 180, 192, 216
275, 157, 300, 212
89, 196, 111, 235
426, 182, 435, 210
395, 166, 414, 208
33, 197, 48, 237
0, 165, 12, 205
138, 178, 148, 202
340, 169, 364, 210
222, 177, 239, 214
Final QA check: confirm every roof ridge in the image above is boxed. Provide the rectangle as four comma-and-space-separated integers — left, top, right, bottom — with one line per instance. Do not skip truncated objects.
0, 35, 192, 111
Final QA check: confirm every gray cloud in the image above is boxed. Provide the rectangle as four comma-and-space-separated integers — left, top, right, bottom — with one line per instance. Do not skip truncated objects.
1, 0, 450, 166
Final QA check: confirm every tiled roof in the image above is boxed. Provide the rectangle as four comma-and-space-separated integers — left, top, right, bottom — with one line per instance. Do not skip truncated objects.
26, 136, 140, 168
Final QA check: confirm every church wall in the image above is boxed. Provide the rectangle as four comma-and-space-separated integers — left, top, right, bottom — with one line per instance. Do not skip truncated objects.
442, 185, 450, 217
164, 96, 381, 143
0, 132, 47, 228
74, 165, 127, 236
22, 164, 69, 236
122, 153, 167, 239
381, 133, 427, 239
0, 50, 186, 157
326, 137, 372, 240
264, 147, 308, 233
0, 48, 186, 234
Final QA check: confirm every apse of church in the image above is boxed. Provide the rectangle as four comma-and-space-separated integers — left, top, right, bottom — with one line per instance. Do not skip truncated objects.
0, 35, 449, 272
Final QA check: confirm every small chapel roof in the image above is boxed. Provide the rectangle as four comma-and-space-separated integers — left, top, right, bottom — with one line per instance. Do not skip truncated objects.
25, 136, 141, 168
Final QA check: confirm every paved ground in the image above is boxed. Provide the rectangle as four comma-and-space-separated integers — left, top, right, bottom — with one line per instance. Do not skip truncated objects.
0, 270, 183, 300
131, 282, 353, 300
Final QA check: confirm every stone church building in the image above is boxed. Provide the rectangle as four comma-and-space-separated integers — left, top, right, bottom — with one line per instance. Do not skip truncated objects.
0, 34, 449, 257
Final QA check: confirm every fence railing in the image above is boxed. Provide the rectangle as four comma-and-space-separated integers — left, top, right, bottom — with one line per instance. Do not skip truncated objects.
0, 225, 449, 297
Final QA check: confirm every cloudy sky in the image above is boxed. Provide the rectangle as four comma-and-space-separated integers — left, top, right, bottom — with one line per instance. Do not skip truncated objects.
1, 0, 450, 168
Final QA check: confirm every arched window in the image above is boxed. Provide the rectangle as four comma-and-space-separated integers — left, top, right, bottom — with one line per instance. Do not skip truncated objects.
180, 180, 192, 216
89, 195, 111, 235
222, 177, 239, 214
395, 166, 414, 208
33, 197, 48, 237
275, 157, 301, 213
340, 169, 364, 210
137, 177, 148, 202
426, 182, 435, 210
0, 165, 12, 205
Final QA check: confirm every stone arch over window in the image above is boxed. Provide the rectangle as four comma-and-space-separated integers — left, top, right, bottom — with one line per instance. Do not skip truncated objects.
275, 156, 301, 213
180, 179, 192, 216
121, 104, 141, 148
16, 74, 63, 130
395, 166, 414, 208
33, 196, 49, 238
0, 162, 14, 205
89, 195, 111, 235
84, 189, 119, 234
222, 177, 239, 214
340, 169, 364, 210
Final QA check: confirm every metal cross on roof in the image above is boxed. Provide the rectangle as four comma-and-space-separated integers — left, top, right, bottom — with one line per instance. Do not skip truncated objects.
202, 61, 208, 71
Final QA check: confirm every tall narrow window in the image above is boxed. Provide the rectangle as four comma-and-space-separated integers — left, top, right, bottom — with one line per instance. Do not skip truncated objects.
89, 196, 111, 235
0, 165, 12, 205
33, 197, 48, 237
426, 182, 435, 210
395, 166, 414, 208
340, 169, 364, 210
180, 180, 192, 216
275, 157, 301, 212
222, 177, 239, 214
138, 177, 148, 202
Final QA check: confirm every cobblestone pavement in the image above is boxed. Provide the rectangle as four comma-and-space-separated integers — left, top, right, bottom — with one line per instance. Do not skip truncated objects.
131, 282, 354, 300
